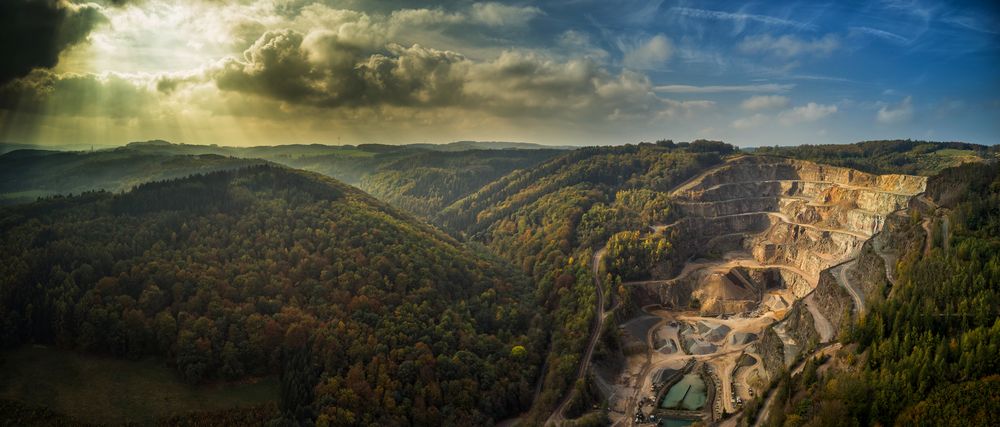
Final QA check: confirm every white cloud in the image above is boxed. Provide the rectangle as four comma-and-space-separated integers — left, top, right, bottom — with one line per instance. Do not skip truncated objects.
849, 26, 910, 44
621, 34, 673, 70
470, 2, 543, 27
732, 113, 769, 129
739, 34, 839, 58
778, 102, 837, 125
877, 96, 914, 124
741, 95, 789, 110
196, 28, 710, 124
388, 8, 464, 28
669, 7, 814, 31
653, 83, 793, 94
941, 14, 1000, 35
557, 30, 609, 61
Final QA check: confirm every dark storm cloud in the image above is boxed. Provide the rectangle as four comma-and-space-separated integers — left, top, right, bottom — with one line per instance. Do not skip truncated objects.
0, 70, 152, 117
193, 26, 704, 122
0, 0, 108, 85
210, 29, 467, 108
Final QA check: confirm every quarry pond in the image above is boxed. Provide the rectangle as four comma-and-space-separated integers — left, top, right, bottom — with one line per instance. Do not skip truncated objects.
660, 373, 707, 410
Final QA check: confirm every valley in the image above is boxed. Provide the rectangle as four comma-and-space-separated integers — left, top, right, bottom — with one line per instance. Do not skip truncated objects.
0, 140, 997, 426
1, 0, 998, 424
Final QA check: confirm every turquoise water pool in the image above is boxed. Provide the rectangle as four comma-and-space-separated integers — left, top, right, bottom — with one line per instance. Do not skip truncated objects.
659, 373, 707, 410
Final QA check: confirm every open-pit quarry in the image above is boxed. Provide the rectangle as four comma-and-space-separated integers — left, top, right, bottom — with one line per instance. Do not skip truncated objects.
600, 156, 927, 427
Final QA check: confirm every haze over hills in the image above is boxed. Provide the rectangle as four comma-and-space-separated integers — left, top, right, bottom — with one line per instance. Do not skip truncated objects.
0, 143, 121, 155
0, 140, 564, 208
404, 141, 578, 151
0, 148, 268, 205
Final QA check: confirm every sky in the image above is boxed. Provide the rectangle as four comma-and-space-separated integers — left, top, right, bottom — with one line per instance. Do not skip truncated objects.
0, 0, 998, 147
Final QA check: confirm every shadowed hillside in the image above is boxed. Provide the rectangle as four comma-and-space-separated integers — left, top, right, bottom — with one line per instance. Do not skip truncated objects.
0, 165, 542, 425
0, 149, 266, 205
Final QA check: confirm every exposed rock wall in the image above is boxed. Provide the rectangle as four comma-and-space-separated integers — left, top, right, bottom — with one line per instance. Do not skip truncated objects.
756, 327, 786, 381
850, 239, 891, 303
784, 304, 820, 353
755, 306, 822, 383
677, 197, 779, 217
811, 268, 853, 337
747, 220, 862, 278
682, 157, 926, 195
778, 199, 885, 236
637, 155, 925, 333
740, 268, 811, 298
671, 213, 771, 241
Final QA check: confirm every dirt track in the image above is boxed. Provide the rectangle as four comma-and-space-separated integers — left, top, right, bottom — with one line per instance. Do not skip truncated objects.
546, 246, 613, 425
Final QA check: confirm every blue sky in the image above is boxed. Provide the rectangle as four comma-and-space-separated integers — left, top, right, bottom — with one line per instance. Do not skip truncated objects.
0, 0, 997, 147
532, 0, 1000, 145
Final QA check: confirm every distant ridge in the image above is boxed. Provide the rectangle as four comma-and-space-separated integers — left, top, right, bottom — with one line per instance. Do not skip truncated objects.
0, 142, 116, 155
404, 140, 577, 151
122, 139, 577, 152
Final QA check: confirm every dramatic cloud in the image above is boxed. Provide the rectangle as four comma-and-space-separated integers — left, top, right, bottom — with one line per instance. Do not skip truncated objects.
0, 0, 107, 84
0, 69, 155, 117
163, 27, 706, 122
206, 29, 462, 108
741, 95, 790, 110
877, 96, 914, 124
738, 34, 840, 58
1, 3, 720, 147
209, 29, 465, 109
2, 1, 996, 147
621, 34, 673, 70
777, 102, 837, 125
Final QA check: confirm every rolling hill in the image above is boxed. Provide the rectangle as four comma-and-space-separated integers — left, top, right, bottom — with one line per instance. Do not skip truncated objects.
2, 138, 997, 427
0, 165, 543, 425
432, 140, 736, 422
0, 141, 564, 219
752, 139, 997, 175
0, 148, 267, 205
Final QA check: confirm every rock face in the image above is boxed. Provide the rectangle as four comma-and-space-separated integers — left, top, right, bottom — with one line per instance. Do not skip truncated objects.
809, 268, 853, 338
621, 155, 931, 396
634, 156, 926, 316
678, 156, 926, 195
755, 328, 786, 380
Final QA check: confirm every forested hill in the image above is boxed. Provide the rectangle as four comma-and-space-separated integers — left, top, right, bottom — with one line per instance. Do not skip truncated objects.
0, 148, 266, 205
358, 149, 559, 218
0, 165, 543, 425
432, 140, 734, 422
0, 141, 563, 221
751, 139, 997, 175
437, 141, 730, 237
